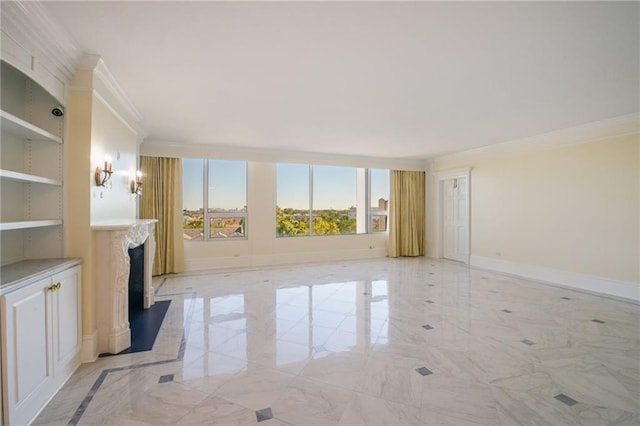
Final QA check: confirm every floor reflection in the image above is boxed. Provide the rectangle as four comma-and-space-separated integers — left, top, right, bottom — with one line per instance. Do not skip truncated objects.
34, 258, 640, 426
185, 277, 393, 373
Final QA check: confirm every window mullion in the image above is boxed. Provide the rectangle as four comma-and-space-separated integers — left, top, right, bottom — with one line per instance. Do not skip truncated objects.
309, 164, 313, 236
366, 168, 371, 233
203, 159, 210, 240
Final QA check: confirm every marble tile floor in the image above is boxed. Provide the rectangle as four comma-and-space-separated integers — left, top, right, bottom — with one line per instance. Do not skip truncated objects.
34, 258, 640, 425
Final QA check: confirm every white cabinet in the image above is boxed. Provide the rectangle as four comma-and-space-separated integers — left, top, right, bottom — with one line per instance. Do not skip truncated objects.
0, 60, 65, 266
1, 277, 53, 425
0, 263, 81, 426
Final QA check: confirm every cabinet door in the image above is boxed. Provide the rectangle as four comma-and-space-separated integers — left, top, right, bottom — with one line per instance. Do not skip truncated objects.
1, 278, 55, 425
51, 265, 81, 376
0, 346, 3, 426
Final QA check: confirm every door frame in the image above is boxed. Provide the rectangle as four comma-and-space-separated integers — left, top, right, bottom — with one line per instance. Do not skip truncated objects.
433, 168, 470, 264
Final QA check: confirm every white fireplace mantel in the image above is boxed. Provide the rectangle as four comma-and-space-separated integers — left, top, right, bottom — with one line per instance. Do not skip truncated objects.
92, 219, 157, 354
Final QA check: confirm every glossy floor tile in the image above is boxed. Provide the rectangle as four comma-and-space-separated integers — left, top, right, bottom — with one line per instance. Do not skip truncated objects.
34, 258, 640, 425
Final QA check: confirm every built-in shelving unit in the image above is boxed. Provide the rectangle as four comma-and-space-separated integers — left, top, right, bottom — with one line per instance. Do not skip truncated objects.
1, 7, 82, 425
0, 60, 65, 266
0, 220, 64, 231
0, 169, 62, 185
0, 110, 63, 144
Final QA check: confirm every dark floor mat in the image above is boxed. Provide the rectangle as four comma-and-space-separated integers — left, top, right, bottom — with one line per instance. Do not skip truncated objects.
99, 300, 171, 357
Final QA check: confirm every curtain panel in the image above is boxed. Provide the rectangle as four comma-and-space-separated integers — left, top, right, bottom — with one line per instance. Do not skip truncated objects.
388, 170, 425, 257
140, 156, 185, 275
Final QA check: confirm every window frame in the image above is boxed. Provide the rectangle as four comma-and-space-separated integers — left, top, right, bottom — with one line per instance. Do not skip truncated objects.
311, 164, 358, 236
275, 164, 389, 238
184, 158, 248, 242
369, 168, 390, 233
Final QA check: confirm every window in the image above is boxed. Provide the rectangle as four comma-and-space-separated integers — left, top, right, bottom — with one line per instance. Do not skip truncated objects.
276, 164, 389, 237
183, 158, 247, 240
208, 160, 247, 239
183, 158, 204, 240
276, 164, 310, 237
312, 165, 357, 236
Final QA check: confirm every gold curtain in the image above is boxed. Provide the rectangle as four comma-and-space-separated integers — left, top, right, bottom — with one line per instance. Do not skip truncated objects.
388, 170, 425, 257
140, 156, 184, 275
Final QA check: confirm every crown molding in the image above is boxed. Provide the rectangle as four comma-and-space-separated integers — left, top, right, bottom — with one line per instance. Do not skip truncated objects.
431, 113, 639, 170
141, 140, 427, 171
73, 55, 144, 134
92, 57, 144, 125
2, 2, 144, 134
0, 1, 81, 80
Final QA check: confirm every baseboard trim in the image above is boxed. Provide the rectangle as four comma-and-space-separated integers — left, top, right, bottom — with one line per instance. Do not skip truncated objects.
185, 256, 252, 272
80, 330, 98, 363
274, 247, 387, 265
470, 255, 640, 303
184, 248, 388, 272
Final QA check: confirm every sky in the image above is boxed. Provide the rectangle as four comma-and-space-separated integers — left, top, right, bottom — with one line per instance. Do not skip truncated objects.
183, 158, 247, 210
183, 158, 389, 211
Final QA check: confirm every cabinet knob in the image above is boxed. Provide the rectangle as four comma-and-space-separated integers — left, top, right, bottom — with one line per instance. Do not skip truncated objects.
47, 282, 62, 292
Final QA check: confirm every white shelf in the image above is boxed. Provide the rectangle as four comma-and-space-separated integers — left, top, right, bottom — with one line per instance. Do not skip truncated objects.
0, 169, 62, 185
0, 110, 62, 144
1, 60, 65, 265
0, 220, 62, 231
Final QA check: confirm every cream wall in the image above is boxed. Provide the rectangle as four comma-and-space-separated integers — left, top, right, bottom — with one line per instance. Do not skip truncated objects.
89, 95, 138, 222
65, 62, 141, 361
470, 135, 638, 283
65, 88, 95, 360
431, 132, 639, 297
183, 161, 389, 271
141, 141, 421, 271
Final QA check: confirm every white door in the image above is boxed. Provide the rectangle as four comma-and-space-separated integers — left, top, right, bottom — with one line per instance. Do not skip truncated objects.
443, 177, 468, 262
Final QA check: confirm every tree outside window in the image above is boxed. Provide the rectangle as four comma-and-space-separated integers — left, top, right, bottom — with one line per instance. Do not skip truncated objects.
276, 164, 389, 237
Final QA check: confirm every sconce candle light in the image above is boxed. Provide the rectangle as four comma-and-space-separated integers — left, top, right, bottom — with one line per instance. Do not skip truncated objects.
94, 155, 113, 187
130, 170, 143, 195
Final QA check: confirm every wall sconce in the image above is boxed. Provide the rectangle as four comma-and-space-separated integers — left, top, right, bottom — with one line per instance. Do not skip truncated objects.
130, 170, 142, 195
95, 155, 113, 187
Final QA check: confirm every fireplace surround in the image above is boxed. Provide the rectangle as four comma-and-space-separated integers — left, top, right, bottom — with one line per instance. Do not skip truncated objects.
92, 219, 157, 354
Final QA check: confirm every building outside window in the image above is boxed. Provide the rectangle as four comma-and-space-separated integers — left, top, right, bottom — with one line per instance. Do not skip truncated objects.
183, 158, 247, 241
370, 168, 390, 232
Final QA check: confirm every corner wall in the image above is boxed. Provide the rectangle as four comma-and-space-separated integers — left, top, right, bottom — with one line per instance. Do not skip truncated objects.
65, 87, 96, 360
67, 60, 142, 362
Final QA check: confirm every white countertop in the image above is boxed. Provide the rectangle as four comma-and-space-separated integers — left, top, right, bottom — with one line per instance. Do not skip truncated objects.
0, 258, 83, 295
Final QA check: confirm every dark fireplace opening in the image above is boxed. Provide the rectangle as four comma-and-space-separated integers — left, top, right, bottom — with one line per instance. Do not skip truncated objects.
128, 244, 145, 312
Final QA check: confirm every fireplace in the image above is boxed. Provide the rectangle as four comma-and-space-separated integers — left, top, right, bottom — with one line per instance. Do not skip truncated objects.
128, 244, 145, 312
92, 219, 157, 354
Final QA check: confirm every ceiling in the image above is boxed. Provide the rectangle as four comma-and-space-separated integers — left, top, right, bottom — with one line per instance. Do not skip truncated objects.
42, 1, 639, 160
